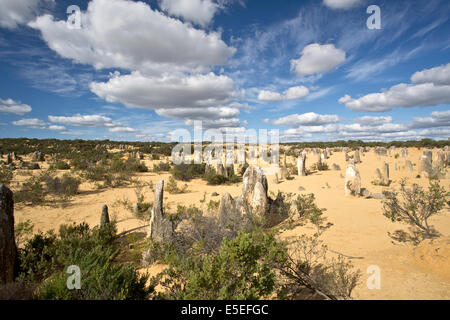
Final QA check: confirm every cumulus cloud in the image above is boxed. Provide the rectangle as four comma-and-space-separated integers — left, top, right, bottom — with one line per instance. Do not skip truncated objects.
48, 114, 141, 134
0, 0, 50, 29
258, 86, 309, 101
90, 71, 235, 110
269, 112, 340, 126
48, 125, 66, 131
29, 0, 235, 74
323, 0, 364, 10
156, 106, 239, 120
0, 98, 32, 115
12, 118, 46, 128
159, 0, 219, 27
339, 83, 450, 112
185, 118, 243, 129
290, 43, 346, 76
48, 114, 120, 127
108, 126, 137, 133
340, 63, 450, 112
278, 108, 450, 142
409, 110, 450, 129
411, 63, 450, 86
354, 116, 392, 126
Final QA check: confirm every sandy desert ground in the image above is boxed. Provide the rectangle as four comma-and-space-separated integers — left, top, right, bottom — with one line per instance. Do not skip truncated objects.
9, 147, 450, 300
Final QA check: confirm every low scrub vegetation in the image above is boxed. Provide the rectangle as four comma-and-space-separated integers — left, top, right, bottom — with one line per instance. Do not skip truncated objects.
382, 180, 449, 242
171, 163, 205, 181
13, 171, 81, 206
0, 165, 13, 186
15, 222, 152, 300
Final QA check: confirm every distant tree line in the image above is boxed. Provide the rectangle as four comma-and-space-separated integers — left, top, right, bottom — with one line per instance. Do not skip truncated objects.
0, 137, 448, 157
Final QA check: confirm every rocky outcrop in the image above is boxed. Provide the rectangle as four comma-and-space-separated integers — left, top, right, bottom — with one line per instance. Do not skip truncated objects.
354, 150, 361, 164
418, 155, 433, 177
218, 166, 286, 228
100, 204, 110, 227
345, 165, 361, 196
382, 162, 390, 186
0, 184, 17, 284
148, 180, 173, 242
297, 152, 307, 176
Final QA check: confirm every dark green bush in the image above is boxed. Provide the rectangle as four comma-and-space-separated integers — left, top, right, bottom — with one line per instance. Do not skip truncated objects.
204, 171, 227, 185
44, 173, 81, 197
172, 163, 205, 181
153, 161, 171, 172
159, 230, 286, 300
18, 222, 152, 300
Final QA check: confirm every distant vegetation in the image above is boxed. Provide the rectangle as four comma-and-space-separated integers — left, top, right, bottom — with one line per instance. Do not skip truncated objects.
1, 138, 448, 158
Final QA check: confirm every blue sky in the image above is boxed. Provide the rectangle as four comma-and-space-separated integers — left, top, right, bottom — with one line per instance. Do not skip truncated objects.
0, 0, 449, 142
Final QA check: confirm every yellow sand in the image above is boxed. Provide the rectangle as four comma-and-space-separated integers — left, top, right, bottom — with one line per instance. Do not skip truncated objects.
11, 147, 450, 299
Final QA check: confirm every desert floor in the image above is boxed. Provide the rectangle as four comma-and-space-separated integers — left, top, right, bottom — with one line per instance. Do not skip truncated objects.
12, 147, 450, 300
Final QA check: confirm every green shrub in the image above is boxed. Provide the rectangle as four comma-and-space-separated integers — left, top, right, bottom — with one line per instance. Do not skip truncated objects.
382, 180, 448, 240
153, 161, 171, 172
14, 175, 47, 205
158, 230, 286, 300
295, 193, 324, 227
204, 171, 227, 185
171, 163, 205, 181
0, 166, 14, 185
44, 173, 81, 198
18, 222, 152, 300
166, 176, 188, 194
15, 219, 34, 248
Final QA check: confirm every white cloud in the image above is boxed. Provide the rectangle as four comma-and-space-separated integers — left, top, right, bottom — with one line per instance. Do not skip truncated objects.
279, 108, 450, 142
258, 86, 309, 101
269, 112, 340, 126
323, 0, 364, 10
290, 43, 346, 76
185, 118, 243, 129
90, 71, 235, 110
12, 118, 46, 128
0, 0, 46, 29
108, 126, 137, 133
156, 106, 239, 120
48, 113, 141, 134
354, 116, 392, 126
29, 0, 235, 74
257, 91, 283, 102
409, 110, 450, 129
48, 114, 119, 127
341, 63, 450, 112
411, 63, 450, 86
0, 98, 32, 115
159, 0, 219, 27
340, 83, 450, 112
48, 125, 66, 131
